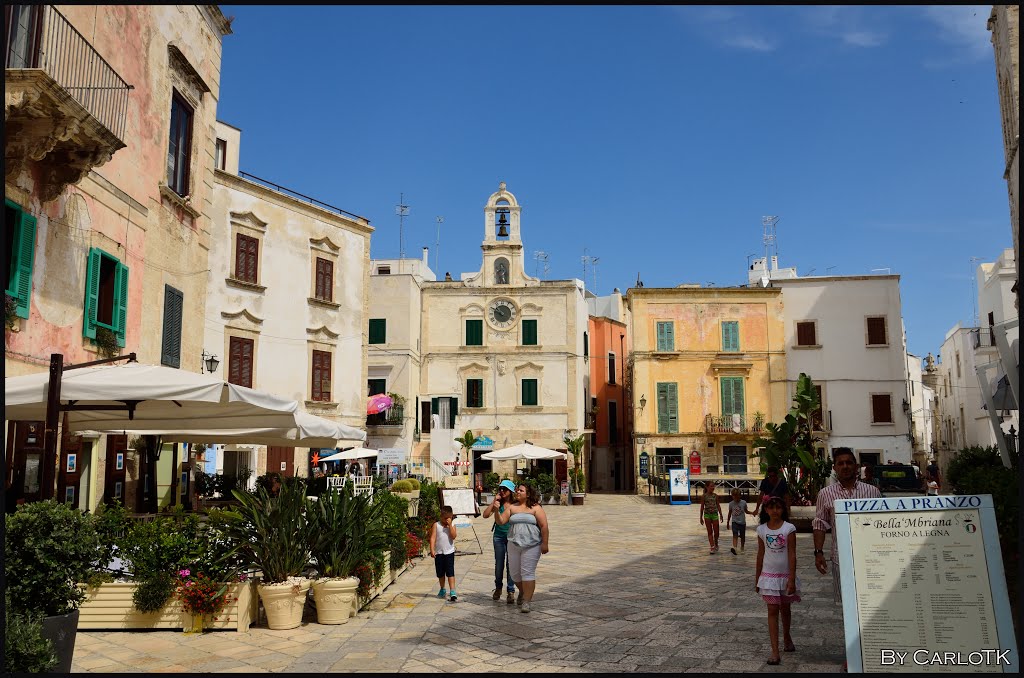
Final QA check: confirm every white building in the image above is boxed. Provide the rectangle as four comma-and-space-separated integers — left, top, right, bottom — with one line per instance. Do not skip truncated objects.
932, 248, 1019, 474
365, 250, 434, 475
417, 183, 589, 483
906, 352, 935, 465
206, 121, 371, 479
749, 257, 913, 464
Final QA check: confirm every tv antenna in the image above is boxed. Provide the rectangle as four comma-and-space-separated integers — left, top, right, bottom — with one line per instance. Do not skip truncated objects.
434, 216, 444, 273
581, 248, 600, 292
395, 194, 409, 259
762, 215, 779, 262
969, 256, 981, 326
533, 251, 550, 279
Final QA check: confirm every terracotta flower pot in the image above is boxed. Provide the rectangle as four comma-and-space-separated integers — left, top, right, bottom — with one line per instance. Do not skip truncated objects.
257, 579, 310, 630
311, 577, 358, 624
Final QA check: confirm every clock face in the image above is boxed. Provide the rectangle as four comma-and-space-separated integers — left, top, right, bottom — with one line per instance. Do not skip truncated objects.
488, 299, 518, 330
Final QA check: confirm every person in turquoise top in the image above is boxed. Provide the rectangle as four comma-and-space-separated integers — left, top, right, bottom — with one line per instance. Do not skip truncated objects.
482, 479, 517, 604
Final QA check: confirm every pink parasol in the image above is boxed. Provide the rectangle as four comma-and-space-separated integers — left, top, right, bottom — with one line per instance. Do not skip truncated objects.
366, 393, 393, 415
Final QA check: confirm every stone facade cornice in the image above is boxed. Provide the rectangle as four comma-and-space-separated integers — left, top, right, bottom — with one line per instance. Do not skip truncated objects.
215, 169, 373, 236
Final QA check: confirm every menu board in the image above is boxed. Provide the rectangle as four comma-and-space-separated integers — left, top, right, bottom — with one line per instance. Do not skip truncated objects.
835, 495, 1018, 674
668, 468, 690, 505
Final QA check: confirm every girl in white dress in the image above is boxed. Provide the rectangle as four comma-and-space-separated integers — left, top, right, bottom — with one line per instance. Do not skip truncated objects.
755, 495, 800, 665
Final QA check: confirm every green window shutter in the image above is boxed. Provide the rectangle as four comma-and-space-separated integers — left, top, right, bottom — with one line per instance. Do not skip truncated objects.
466, 319, 483, 346
722, 321, 739, 352
667, 382, 678, 433
160, 285, 184, 368
431, 397, 439, 415
7, 203, 36, 319
82, 248, 102, 340
522, 379, 538, 406
583, 331, 589, 357
657, 321, 674, 351
522, 319, 537, 345
114, 262, 129, 347
721, 377, 745, 418
449, 397, 458, 428
655, 383, 679, 433
369, 319, 386, 344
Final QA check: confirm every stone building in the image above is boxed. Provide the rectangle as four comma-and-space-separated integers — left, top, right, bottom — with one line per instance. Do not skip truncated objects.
751, 257, 914, 465
988, 6, 1019, 302
5, 5, 231, 510
206, 121, 372, 479
627, 284, 789, 495
418, 183, 589, 486
587, 290, 633, 492
365, 250, 434, 474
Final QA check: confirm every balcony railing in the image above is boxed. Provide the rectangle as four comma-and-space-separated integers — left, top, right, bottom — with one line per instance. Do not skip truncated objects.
969, 327, 997, 350
705, 414, 765, 435
366, 405, 404, 427
6, 5, 133, 141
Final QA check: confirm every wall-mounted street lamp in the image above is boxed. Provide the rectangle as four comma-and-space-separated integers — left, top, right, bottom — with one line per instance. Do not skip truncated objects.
638, 394, 647, 412
201, 350, 220, 374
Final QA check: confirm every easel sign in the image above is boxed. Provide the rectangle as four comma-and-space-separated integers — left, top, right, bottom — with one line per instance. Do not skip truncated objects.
835, 494, 1018, 673
668, 467, 691, 505
437, 488, 482, 555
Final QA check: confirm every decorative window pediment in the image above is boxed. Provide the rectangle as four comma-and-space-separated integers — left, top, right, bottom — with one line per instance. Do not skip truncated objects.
221, 308, 263, 331
520, 302, 543, 314
513, 361, 544, 377
457, 361, 490, 376
306, 325, 340, 343
309, 235, 341, 254
459, 302, 485, 315
230, 210, 267, 234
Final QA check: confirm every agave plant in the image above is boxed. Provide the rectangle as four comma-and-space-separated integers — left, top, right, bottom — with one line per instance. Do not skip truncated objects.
309, 484, 388, 579
224, 479, 313, 584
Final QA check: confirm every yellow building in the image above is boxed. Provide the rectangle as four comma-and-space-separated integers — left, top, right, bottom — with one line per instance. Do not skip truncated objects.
627, 286, 788, 495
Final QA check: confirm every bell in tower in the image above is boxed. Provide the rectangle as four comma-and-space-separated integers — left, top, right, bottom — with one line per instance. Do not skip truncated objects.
496, 208, 510, 238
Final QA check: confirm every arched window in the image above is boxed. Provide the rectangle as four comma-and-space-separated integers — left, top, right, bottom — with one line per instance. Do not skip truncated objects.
494, 258, 509, 285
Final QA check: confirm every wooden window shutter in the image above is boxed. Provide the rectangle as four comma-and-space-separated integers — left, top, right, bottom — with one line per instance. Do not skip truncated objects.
467, 379, 483, 408
160, 285, 184, 368
236, 234, 258, 283
229, 337, 254, 387
82, 248, 103, 340
466, 319, 483, 345
797, 321, 816, 346
431, 398, 439, 415
7, 202, 37, 319
312, 350, 331, 401
667, 383, 678, 433
872, 394, 892, 423
449, 397, 458, 428
522, 319, 537, 345
315, 257, 333, 301
867, 317, 887, 345
369, 319, 386, 344
657, 321, 674, 351
113, 262, 129, 347
522, 379, 538, 406
583, 331, 588, 357
657, 383, 671, 433
722, 321, 739, 351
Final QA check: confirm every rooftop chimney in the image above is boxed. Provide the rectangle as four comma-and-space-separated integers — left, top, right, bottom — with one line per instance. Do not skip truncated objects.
422, 247, 429, 266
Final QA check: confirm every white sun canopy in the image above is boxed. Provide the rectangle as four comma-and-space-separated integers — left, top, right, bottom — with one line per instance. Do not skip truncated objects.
4, 362, 301, 435
162, 411, 366, 447
480, 442, 568, 461
319, 446, 380, 461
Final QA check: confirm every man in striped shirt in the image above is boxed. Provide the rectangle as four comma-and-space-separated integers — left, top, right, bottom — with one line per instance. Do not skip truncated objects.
812, 447, 882, 603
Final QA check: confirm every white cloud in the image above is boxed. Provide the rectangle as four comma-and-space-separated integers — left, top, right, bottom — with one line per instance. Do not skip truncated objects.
724, 35, 777, 52
797, 6, 888, 48
921, 6, 991, 60
842, 31, 886, 48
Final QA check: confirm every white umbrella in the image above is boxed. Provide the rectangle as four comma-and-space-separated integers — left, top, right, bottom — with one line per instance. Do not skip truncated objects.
162, 411, 366, 447
319, 446, 380, 462
480, 442, 567, 461
4, 362, 299, 433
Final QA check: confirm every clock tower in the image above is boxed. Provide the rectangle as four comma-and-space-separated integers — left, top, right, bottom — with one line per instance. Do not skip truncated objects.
465, 182, 540, 288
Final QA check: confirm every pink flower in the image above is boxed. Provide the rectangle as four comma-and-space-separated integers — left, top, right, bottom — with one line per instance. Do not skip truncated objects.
178, 569, 191, 577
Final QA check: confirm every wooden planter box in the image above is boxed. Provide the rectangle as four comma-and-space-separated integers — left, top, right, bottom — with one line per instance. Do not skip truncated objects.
77, 581, 257, 632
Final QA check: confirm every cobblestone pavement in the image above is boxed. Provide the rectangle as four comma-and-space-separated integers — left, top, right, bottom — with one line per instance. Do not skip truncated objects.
72, 495, 846, 672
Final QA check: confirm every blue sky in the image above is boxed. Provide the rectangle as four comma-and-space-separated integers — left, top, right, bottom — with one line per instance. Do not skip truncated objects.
216, 5, 1010, 359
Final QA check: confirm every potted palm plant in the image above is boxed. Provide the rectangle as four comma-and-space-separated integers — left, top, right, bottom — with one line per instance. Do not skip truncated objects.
564, 431, 587, 505
309, 484, 387, 624
5, 501, 103, 672
225, 479, 313, 630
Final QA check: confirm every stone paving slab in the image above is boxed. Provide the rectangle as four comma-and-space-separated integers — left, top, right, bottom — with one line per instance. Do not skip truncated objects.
72, 495, 845, 672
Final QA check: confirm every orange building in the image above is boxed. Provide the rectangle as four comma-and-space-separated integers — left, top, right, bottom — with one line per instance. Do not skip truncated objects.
586, 292, 633, 492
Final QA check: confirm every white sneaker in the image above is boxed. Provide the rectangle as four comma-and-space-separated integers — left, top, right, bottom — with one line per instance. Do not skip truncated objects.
520, 601, 531, 613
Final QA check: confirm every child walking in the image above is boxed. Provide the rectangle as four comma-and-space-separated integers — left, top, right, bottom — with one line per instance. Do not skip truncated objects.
726, 488, 752, 555
699, 481, 723, 554
429, 506, 458, 602
755, 495, 800, 665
